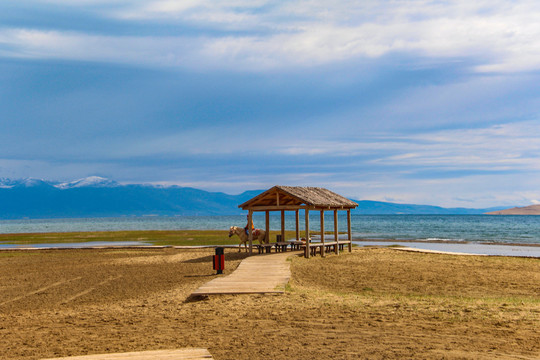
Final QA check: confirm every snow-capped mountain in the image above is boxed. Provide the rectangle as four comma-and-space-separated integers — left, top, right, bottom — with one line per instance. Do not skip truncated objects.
55, 176, 118, 189
0, 176, 505, 219
0, 178, 52, 188
0, 177, 117, 189
0, 176, 257, 218
0, 178, 16, 188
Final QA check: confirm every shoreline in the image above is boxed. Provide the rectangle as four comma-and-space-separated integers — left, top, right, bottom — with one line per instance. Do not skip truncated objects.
1, 229, 539, 246
354, 240, 540, 258
0, 228, 539, 258
354, 238, 540, 247
1, 238, 540, 258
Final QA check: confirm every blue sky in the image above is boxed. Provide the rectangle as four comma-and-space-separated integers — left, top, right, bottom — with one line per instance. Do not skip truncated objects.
1, 1, 540, 207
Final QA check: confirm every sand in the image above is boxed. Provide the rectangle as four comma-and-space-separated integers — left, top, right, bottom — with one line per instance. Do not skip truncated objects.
0, 247, 538, 359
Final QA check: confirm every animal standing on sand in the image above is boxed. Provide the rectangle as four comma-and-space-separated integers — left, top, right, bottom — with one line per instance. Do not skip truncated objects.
229, 226, 267, 252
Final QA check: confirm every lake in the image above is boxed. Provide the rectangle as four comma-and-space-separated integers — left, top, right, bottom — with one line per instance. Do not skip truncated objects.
2, 214, 540, 245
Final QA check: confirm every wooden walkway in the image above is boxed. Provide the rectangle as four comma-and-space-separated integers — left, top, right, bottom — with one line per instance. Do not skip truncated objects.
42, 349, 212, 359
191, 251, 301, 296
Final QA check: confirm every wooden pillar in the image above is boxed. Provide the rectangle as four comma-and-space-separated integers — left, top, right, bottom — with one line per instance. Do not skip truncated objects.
320, 210, 325, 257
305, 209, 310, 258
281, 210, 285, 242
347, 209, 352, 252
265, 210, 270, 244
248, 209, 253, 255
334, 209, 339, 255
295, 210, 300, 241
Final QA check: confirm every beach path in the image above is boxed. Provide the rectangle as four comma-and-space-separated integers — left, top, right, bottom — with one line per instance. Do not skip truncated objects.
191, 251, 301, 296
42, 348, 213, 359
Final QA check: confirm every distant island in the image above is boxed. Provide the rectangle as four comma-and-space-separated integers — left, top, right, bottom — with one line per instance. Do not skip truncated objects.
486, 204, 540, 215
0, 176, 506, 219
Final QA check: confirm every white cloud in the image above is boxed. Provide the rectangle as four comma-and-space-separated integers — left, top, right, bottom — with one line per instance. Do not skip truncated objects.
0, 28, 200, 67
385, 121, 540, 171
113, 120, 540, 178
4, 1, 540, 72
275, 120, 540, 173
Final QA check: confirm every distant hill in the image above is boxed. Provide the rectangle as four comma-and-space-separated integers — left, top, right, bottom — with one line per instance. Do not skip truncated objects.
354, 200, 504, 215
0, 177, 260, 219
0, 177, 506, 219
486, 204, 540, 215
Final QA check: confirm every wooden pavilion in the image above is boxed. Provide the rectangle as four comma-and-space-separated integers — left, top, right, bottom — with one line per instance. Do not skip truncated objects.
239, 186, 358, 258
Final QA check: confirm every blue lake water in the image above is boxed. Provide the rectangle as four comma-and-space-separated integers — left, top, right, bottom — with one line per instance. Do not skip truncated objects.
1, 215, 540, 256
1, 215, 540, 245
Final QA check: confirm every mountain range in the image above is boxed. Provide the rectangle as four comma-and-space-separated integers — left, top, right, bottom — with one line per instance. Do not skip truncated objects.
0, 177, 506, 219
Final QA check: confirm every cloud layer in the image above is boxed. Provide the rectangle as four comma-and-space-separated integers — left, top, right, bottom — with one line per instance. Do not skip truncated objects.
3, 1, 540, 72
1, 1, 540, 207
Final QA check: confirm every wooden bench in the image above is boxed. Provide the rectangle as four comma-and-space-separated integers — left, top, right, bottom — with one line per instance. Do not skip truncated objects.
303, 243, 324, 257
255, 243, 274, 254
337, 240, 351, 251
302, 241, 351, 257
324, 242, 338, 253
288, 240, 305, 250
261, 241, 306, 253
274, 242, 290, 252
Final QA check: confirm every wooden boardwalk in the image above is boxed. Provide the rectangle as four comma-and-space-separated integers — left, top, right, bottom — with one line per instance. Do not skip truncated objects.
191, 251, 301, 296
42, 348, 213, 359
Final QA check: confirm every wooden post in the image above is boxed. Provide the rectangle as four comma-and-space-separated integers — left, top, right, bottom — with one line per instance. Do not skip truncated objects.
281, 210, 285, 243
334, 210, 339, 255
265, 210, 270, 244
248, 209, 253, 255
347, 209, 352, 252
320, 210, 325, 257
295, 210, 300, 241
305, 209, 310, 258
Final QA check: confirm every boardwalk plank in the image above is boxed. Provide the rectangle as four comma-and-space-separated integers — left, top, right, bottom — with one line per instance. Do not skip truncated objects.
42, 348, 213, 360
191, 251, 301, 296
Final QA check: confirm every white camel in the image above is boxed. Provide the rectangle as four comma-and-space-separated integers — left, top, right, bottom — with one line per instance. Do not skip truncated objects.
228, 226, 268, 252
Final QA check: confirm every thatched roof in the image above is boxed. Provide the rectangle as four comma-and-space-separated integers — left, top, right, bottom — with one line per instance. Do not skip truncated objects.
239, 185, 358, 210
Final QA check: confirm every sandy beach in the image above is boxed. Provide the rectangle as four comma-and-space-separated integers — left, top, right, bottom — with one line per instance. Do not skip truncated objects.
0, 247, 539, 359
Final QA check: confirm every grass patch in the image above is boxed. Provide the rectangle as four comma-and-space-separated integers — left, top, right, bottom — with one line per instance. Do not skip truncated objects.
0, 229, 300, 247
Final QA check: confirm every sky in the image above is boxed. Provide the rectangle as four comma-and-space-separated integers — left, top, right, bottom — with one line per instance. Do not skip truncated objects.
1, 0, 540, 208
